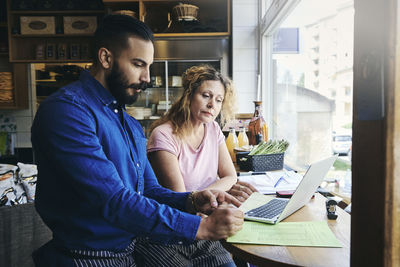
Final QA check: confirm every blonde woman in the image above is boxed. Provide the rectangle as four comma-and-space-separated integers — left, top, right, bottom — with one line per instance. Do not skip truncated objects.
134, 65, 256, 267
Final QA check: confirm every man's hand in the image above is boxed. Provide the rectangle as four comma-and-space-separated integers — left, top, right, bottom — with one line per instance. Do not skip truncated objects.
193, 189, 241, 215
228, 181, 258, 202
195, 203, 244, 240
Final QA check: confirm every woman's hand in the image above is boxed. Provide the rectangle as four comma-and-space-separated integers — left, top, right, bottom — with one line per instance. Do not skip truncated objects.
228, 181, 258, 202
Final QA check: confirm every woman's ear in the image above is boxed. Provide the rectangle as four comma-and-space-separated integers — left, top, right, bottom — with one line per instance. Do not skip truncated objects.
98, 48, 113, 69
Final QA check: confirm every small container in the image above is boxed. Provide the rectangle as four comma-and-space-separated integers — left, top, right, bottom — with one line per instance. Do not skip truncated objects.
46, 43, 56, 59
226, 127, 239, 162
236, 152, 284, 172
35, 44, 45, 60
172, 3, 199, 21
57, 43, 67, 60
70, 43, 80, 59
237, 127, 249, 148
80, 43, 90, 59
112, 10, 137, 19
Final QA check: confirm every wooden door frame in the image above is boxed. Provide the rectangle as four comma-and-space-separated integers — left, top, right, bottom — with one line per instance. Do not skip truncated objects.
384, 0, 400, 265
352, 0, 400, 266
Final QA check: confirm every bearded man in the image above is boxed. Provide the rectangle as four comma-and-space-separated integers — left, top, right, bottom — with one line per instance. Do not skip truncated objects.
31, 15, 243, 267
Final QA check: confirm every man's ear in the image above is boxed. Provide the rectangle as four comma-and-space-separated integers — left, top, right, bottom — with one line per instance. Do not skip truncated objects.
98, 48, 113, 69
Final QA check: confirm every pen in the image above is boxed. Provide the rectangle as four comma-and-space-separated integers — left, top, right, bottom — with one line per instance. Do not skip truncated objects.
274, 176, 285, 187
237, 171, 266, 176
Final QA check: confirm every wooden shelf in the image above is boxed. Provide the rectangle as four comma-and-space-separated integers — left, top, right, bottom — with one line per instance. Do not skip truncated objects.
9, 10, 104, 15
12, 34, 94, 38
11, 59, 92, 63
7, 0, 231, 63
103, 0, 140, 3
0, 103, 22, 109
154, 32, 230, 38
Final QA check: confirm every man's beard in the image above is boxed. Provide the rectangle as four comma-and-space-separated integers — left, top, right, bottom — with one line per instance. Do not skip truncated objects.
105, 62, 148, 105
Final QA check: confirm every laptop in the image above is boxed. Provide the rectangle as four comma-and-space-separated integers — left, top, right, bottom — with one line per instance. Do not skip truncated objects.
244, 155, 338, 224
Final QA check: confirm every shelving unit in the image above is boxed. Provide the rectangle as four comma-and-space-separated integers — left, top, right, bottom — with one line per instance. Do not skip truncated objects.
3, 0, 231, 112
6, 0, 103, 63
104, 0, 230, 37
0, 0, 29, 109
31, 62, 92, 109
7, 0, 231, 62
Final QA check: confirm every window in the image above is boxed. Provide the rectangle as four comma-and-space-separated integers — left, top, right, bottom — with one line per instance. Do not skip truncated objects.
260, 0, 354, 186
345, 86, 351, 96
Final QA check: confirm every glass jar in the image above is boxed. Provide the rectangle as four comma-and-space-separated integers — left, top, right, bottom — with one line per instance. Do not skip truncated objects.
248, 101, 268, 145
237, 127, 249, 148
226, 127, 239, 162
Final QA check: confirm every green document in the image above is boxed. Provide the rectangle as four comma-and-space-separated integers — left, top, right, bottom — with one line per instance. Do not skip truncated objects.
227, 221, 342, 247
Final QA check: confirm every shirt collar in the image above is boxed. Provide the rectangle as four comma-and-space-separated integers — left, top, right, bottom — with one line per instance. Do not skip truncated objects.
79, 70, 120, 108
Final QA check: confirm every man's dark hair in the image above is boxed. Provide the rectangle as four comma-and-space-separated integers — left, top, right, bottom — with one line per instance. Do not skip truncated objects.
92, 14, 154, 65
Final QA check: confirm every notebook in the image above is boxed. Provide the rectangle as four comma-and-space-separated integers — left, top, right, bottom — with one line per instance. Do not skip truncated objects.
244, 155, 338, 224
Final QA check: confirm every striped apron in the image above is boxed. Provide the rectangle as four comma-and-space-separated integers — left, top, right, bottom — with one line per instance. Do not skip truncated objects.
70, 240, 137, 267
134, 238, 234, 267
33, 239, 137, 267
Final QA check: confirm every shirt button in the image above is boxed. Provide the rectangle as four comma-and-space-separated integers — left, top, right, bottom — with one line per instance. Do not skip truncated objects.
113, 100, 117, 104
138, 191, 141, 195
136, 163, 140, 167
114, 109, 118, 113
178, 241, 183, 245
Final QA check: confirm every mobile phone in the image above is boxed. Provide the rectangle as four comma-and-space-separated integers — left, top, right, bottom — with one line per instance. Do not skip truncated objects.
276, 190, 295, 198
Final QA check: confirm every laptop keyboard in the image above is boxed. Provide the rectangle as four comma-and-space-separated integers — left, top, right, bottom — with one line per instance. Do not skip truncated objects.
245, 198, 288, 219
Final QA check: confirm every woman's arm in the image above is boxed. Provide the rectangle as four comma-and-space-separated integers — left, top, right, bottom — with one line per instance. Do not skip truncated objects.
148, 150, 187, 192
204, 142, 237, 191
212, 140, 258, 202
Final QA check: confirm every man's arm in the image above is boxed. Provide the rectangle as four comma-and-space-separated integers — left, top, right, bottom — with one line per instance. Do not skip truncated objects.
32, 99, 200, 244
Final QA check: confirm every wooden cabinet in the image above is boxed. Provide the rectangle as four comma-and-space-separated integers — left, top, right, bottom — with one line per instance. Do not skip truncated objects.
0, 0, 28, 109
0, 63, 29, 109
6, 0, 231, 62
32, 62, 91, 109
6, 0, 104, 63
3, 0, 230, 109
104, 0, 230, 37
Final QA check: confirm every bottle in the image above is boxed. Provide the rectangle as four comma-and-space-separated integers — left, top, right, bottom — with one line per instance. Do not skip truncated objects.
248, 101, 268, 145
237, 127, 249, 148
226, 127, 239, 162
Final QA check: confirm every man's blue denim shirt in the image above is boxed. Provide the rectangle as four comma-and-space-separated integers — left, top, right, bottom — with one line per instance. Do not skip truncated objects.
31, 70, 200, 251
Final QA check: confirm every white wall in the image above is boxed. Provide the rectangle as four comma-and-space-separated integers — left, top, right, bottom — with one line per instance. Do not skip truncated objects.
232, 0, 259, 114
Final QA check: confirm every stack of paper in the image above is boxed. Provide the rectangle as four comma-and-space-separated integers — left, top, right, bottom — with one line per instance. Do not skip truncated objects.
238, 170, 303, 194
230, 193, 342, 247
227, 221, 342, 247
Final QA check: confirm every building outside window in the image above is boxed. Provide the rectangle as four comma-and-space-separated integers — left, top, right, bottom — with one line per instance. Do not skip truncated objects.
261, 0, 353, 194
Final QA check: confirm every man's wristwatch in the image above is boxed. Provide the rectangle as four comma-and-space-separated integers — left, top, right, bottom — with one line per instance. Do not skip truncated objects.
187, 191, 198, 214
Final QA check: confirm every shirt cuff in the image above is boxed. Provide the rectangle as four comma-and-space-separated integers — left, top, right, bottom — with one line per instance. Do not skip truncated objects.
172, 211, 201, 244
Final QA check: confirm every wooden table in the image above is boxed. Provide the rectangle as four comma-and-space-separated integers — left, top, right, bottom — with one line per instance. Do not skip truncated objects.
222, 193, 350, 267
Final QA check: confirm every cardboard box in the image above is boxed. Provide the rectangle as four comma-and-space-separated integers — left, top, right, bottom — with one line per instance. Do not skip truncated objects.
63, 16, 97, 34
20, 16, 55, 35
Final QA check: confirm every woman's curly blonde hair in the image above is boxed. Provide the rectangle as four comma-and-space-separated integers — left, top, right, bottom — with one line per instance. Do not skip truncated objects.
150, 64, 236, 137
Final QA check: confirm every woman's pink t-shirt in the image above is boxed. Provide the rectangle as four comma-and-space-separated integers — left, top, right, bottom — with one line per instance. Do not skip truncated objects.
147, 121, 225, 191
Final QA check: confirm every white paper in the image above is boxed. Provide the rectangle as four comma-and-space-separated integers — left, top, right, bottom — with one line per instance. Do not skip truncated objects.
238, 170, 303, 194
